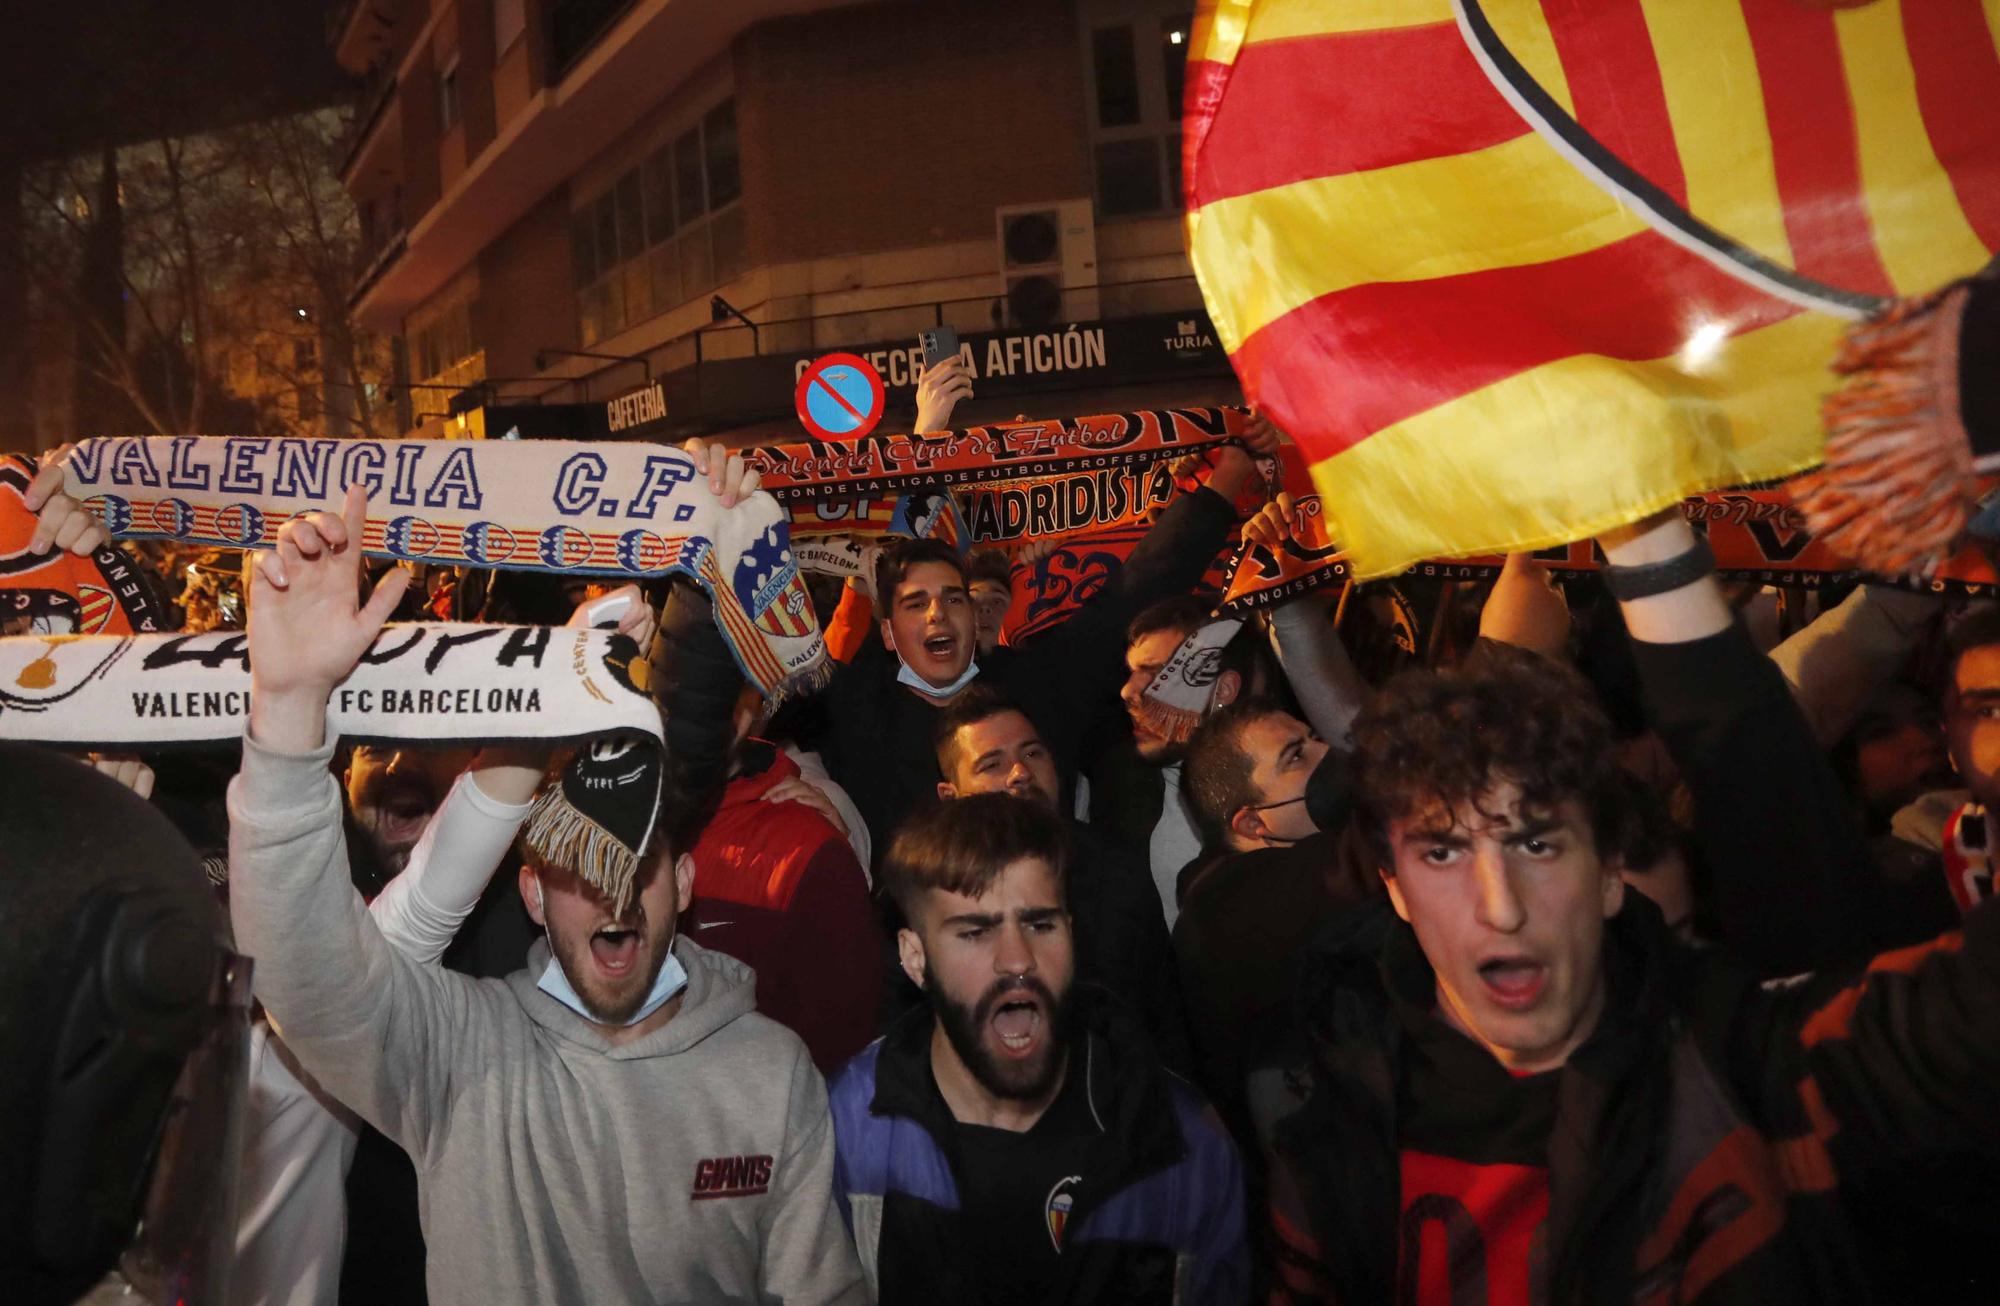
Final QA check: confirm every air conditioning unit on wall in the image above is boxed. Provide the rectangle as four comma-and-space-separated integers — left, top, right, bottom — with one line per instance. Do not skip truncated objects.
995, 200, 1098, 329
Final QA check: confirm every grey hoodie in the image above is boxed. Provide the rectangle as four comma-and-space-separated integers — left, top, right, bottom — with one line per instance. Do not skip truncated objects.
228, 732, 866, 1305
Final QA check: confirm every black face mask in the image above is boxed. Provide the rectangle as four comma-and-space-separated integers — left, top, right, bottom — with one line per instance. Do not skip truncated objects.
1304, 745, 1355, 836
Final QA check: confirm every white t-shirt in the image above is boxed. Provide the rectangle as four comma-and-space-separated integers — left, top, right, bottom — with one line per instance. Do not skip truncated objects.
1149, 763, 1203, 931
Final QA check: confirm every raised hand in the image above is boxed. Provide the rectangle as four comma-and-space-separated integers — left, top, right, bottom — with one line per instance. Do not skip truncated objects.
1477, 553, 1571, 660
248, 483, 409, 752
1240, 409, 1286, 458
681, 439, 762, 508
85, 753, 156, 800
570, 582, 657, 649
915, 357, 974, 434
23, 444, 110, 557
1243, 492, 1299, 552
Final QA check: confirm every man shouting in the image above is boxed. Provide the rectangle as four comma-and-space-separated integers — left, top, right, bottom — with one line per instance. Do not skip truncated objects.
227, 475, 863, 1304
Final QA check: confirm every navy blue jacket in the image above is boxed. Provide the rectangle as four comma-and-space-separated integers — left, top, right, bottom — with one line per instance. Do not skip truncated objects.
828, 990, 1249, 1304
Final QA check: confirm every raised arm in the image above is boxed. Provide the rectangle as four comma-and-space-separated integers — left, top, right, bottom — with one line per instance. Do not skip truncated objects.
1245, 492, 1370, 745
229, 485, 469, 1157
1599, 511, 1877, 973
1767, 583, 1942, 748
369, 584, 656, 960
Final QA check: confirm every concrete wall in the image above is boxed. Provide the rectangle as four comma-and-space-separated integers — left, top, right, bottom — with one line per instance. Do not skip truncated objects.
736, 0, 1093, 267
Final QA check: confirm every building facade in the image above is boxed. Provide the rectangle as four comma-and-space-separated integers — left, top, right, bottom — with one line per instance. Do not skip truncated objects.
332, 0, 1235, 442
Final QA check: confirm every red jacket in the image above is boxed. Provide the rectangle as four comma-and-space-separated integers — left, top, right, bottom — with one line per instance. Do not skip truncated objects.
682, 744, 885, 1071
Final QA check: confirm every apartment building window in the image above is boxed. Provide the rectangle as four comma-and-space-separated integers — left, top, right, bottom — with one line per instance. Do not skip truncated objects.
1083, 6, 1192, 217
439, 56, 462, 131
493, 0, 525, 53
569, 98, 745, 347
410, 300, 477, 387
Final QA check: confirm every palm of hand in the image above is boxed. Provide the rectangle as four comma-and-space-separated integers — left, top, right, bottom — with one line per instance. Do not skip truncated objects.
249, 489, 407, 699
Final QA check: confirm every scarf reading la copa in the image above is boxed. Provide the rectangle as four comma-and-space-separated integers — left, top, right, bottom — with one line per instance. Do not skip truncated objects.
0, 435, 834, 908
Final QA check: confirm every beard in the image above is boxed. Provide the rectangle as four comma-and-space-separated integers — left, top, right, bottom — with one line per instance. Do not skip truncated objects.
925, 970, 1073, 1102
547, 906, 674, 1024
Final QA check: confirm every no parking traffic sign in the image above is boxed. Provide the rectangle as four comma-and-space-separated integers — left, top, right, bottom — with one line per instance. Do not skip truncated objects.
795, 353, 886, 441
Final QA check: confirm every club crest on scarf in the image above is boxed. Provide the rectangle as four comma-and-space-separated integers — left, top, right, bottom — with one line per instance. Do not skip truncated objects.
1045, 1174, 1082, 1253
733, 520, 815, 641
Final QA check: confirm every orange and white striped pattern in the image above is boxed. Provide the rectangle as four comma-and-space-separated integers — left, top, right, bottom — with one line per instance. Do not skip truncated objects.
1185, 0, 2000, 578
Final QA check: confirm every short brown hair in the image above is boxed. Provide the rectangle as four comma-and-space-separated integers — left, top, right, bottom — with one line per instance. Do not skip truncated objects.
931, 683, 1034, 779
1352, 643, 1628, 868
966, 548, 1013, 587
1127, 595, 1209, 649
875, 538, 965, 605
882, 792, 1069, 921
1182, 696, 1282, 847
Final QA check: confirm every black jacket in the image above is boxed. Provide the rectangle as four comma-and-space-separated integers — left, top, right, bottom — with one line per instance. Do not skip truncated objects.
1630, 620, 1905, 972
812, 486, 1239, 864
830, 987, 1249, 1304
1171, 830, 1379, 1140
1070, 818, 1194, 1075
1255, 896, 2000, 1304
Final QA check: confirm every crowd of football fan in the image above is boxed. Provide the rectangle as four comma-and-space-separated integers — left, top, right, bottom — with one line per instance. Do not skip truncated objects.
9, 366, 2000, 1305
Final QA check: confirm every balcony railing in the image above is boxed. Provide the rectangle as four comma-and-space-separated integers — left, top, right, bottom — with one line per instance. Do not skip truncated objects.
337, 60, 400, 179
349, 225, 408, 310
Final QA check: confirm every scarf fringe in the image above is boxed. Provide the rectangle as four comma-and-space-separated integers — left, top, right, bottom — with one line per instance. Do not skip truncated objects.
524, 785, 640, 917
769, 653, 835, 711
1133, 696, 1207, 748
1789, 281, 1972, 575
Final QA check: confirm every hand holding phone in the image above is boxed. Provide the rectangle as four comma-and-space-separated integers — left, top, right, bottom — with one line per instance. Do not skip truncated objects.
919, 326, 960, 369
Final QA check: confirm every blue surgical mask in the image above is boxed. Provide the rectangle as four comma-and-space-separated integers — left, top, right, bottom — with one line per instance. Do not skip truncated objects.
534, 880, 688, 1027
897, 655, 980, 699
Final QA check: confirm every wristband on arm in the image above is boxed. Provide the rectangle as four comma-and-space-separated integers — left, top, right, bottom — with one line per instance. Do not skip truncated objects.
1600, 537, 1716, 601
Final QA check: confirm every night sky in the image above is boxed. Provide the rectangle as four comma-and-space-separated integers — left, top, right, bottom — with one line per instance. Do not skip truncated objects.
0, 1, 350, 159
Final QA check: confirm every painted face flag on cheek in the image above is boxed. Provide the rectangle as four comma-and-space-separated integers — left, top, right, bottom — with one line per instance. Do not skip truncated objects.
1183, 0, 2000, 580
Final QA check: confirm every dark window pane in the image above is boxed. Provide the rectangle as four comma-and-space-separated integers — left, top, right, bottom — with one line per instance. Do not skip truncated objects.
674, 129, 706, 225
1166, 132, 1184, 210
593, 193, 618, 274
1162, 15, 1192, 121
1092, 26, 1140, 128
614, 170, 644, 261
643, 148, 675, 244
704, 101, 741, 208
1096, 137, 1162, 216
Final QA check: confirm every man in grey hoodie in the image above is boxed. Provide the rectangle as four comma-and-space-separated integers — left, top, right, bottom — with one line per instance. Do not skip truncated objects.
227, 470, 866, 1304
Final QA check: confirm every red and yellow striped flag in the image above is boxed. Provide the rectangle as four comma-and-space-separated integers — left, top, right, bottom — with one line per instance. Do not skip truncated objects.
1185, 0, 2000, 579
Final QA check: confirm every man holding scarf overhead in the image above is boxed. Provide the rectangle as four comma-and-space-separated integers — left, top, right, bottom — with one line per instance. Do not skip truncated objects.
226, 470, 865, 1304
805, 426, 1276, 869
